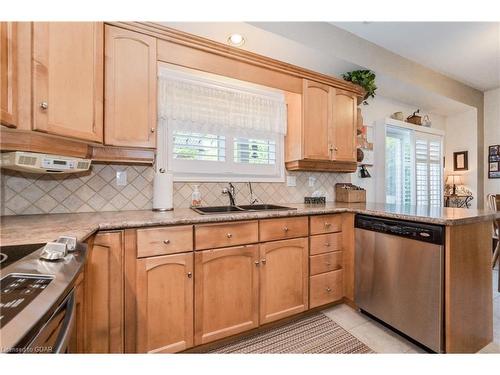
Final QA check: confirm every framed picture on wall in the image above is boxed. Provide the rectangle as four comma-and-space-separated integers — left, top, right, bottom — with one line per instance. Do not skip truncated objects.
453, 151, 468, 171
488, 145, 500, 179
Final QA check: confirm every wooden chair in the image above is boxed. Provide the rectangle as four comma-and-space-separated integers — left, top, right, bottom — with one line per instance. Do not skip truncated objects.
486, 194, 499, 292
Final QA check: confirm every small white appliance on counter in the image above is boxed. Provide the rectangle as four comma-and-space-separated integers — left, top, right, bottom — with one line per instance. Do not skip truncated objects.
0, 151, 91, 174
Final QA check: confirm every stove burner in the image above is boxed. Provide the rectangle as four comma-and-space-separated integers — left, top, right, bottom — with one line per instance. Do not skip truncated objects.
0, 253, 7, 265
0, 243, 44, 268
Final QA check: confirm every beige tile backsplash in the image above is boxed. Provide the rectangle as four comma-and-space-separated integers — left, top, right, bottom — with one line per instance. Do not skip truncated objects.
0, 163, 351, 216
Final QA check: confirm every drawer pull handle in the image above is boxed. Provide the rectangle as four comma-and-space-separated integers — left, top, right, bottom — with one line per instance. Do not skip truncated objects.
283, 226, 289, 232
325, 242, 330, 247
187, 272, 192, 278
226, 233, 233, 238
261, 258, 267, 265
163, 240, 170, 245
326, 287, 332, 293
254, 260, 260, 266
324, 223, 331, 228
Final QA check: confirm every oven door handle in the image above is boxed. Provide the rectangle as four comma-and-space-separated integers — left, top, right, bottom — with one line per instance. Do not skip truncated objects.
53, 290, 76, 353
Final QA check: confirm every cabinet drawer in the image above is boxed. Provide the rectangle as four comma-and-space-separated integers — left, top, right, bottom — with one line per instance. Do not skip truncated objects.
310, 233, 342, 255
195, 221, 258, 250
310, 214, 342, 235
310, 251, 343, 275
137, 226, 193, 258
259, 216, 309, 242
310, 269, 343, 308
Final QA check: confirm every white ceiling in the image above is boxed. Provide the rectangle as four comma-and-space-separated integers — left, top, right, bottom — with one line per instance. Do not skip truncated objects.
332, 22, 500, 92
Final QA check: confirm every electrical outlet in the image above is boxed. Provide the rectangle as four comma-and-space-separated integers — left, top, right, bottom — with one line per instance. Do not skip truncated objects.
308, 176, 316, 187
116, 171, 127, 186
286, 175, 297, 187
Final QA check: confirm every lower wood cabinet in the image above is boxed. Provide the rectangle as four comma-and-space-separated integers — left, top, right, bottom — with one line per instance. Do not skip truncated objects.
194, 245, 259, 346
135, 253, 194, 353
259, 238, 309, 324
69, 272, 85, 353
309, 269, 343, 308
85, 231, 124, 353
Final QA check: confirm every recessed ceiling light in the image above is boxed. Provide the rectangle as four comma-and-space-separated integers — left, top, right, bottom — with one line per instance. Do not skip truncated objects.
227, 33, 245, 47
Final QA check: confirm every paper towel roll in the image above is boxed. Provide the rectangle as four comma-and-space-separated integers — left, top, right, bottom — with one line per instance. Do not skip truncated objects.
153, 171, 173, 211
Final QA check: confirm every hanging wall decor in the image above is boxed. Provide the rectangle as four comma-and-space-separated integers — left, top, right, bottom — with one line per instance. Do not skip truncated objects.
488, 145, 500, 179
453, 151, 468, 171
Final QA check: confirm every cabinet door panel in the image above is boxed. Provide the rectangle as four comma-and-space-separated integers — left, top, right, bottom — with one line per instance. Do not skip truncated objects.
85, 231, 124, 353
136, 253, 193, 353
105, 25, 156, 148
302, 79, 331, 160
260, 238, 309, 324
1, 22, 17, 127
194, 245, 259, 345
33, 22, 103, 142
331, 89, 357, 162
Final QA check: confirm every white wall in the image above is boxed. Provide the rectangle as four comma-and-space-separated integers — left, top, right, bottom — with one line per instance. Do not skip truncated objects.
444, 109, 478, 208
484, 88, 500, 201
352, 95, 446, 203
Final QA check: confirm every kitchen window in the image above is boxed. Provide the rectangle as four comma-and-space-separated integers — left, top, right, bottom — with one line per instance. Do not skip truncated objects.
384, 123, 443, 207
157, 65, 287, 182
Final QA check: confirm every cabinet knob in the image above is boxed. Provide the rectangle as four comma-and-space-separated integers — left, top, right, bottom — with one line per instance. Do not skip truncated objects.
187, 272, 192, 278
334, 147, 338, 151
261, 258, 267, 265
226, 233, 233, 238
326, 262, 331, 266
325, 242, 330, 247
283, 226, 289, 232
254, 260, 260, 266
324, 222, 331, 228
326, 287, 332, 293
40, 101, 48, 110
150, 128, 155, 133
163, 240, 170, 245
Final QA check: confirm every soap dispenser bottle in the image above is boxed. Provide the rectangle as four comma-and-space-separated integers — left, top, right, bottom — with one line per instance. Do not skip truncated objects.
191, 185, 202, 207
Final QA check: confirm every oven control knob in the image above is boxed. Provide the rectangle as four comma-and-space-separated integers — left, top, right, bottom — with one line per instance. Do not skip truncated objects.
40, 242, 68, 261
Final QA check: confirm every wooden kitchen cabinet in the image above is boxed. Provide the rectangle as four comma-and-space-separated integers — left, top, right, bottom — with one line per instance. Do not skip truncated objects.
32, 22, 104, 142
194, 245, 259, 345
104, 25, 157, 148
85, 231, 124, 353
259, 238, 309, 324
69, 272, 85, 353
331, 89, 357, 162
285, 79, 358, 172
0, 22, 17, 127
135, 253, 194, 353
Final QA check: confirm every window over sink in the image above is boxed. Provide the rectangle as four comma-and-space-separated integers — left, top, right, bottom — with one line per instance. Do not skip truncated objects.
157, 64, 286, 182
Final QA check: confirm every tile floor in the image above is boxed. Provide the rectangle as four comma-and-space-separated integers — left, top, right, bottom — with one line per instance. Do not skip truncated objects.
322, 266, 500, 354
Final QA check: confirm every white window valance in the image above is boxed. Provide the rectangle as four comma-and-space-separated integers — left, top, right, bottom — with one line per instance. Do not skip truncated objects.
158, 69, 287, 137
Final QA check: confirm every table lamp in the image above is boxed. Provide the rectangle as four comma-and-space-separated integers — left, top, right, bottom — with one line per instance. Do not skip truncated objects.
446, 174, 463, 195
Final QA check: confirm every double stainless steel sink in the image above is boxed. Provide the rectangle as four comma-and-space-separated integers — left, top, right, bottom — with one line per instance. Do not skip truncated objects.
191, 204, 296, 215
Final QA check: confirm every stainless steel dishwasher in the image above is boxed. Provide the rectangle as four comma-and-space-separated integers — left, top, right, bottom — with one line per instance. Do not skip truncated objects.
354, 214, 444, 352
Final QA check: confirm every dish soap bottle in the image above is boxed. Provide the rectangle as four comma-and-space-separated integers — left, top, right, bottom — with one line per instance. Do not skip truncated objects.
191, 185, 202, 207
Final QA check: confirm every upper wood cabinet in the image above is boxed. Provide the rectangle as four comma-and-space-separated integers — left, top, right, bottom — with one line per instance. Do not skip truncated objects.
0, 22, 17, 127
302, 80, 332, 160
331, 89, 357, 162
285, 79, 358, 172
104, 25, 157, 148
194, 245, 259, 346
32, 22, 103, 142
85, 231, 124, 353
136, 253, 194, 353
259, 238, 309, 324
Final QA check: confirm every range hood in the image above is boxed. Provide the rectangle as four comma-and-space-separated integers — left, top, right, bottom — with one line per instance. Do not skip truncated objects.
0, 151, 91, 174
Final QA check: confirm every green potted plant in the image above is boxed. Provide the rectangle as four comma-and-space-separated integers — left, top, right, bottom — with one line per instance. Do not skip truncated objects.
342, 70, 377, 105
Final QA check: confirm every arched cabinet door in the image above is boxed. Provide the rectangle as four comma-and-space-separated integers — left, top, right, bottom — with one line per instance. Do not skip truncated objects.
194, 245, 259, 346
104, 25, 157, 148
32, 22, 103, 142
330, 89, 357, 162
136, 252, 194, 353
302, 79, 333, 160
259, 237, 309, 324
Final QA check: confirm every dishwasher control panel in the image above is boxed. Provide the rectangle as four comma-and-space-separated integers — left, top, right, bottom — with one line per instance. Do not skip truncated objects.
355, 215, 444, 245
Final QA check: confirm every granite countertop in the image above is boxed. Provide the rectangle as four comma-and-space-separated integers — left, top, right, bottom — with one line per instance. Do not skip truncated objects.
1, 202, 499, 247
